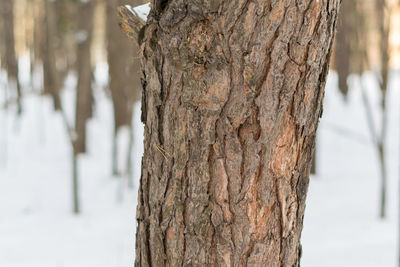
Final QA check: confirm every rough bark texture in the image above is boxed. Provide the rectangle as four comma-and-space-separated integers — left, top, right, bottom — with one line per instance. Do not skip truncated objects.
74, 0, 95, 155
1, 0, 22, 113
135, 0, 340, 266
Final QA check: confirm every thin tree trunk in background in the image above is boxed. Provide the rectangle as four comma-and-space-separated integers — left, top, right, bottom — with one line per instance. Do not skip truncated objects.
0, 59, 8, 169
127, 123, 134, 187
0, 12, 6, 71
0, 4, 7, 168
350, 1, 390, 219
334, 0, 356, 98
311, 146, 317, 175
54, 0, 77, 85
378, 92, 388, 219
123, 0, 341, 265
127, 108, 136, 188
335, 2, 350, 97
1, 0, 22, 114
70, 0, 95, 214
72, 152, 79, 214
26, 0, 35, 87
378, 141, 387, 217
74, 0, 95, 154
106, 0, 141, 176
42, 0, 62, 110
31, 0, 44, 84
375, 0, 390, 219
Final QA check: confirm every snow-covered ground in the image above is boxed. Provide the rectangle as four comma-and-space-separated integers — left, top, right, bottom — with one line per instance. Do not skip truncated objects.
0, 66, 398, 266
302, 71, 399, 267
0, 64, 144, 267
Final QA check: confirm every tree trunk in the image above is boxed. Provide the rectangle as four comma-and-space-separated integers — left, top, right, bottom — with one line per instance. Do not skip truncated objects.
310, 146, 316, 175
74, 0, 94, 154
0, 5, 6, 71
375, 0, 390, 220
72, 151, 80, 214
1, 0, 22, 114
32, 0, 43, 71
334, 0, 351, 98
106, 0, 142, 176
42, 0, 62, 110
134, 1, 340, 266
54, 0, 78, 84
334, 0, 359, 98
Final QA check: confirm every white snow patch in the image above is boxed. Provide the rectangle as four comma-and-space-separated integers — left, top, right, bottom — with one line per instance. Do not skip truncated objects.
301, 71, 400, 267
131, 3, 151, 21
0, 71, 144, 266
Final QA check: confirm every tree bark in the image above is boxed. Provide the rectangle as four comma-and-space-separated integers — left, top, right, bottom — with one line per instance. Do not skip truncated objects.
134, 1, 340, 266
74, 0, 95, 154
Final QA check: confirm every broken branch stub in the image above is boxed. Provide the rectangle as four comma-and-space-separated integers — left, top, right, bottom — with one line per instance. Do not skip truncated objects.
117, 6, 146, 42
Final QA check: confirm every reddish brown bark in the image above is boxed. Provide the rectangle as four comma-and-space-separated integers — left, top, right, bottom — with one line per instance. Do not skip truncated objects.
130, 0, 341, 265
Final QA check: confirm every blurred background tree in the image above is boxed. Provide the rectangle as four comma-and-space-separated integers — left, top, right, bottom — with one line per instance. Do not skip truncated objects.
0, 0, 144, 213
1, 0, 22, 113
332, 0, 397, 219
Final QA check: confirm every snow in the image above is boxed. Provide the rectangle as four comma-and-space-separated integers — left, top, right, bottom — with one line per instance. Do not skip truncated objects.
0, 64, 398, 266
0, 68, 144, 267
124, 2, 150, 23
131, 3, 151, 22
301, 71, 399, 267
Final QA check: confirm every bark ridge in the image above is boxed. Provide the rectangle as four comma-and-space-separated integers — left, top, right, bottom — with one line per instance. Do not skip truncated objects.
133, 0, 341, 266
